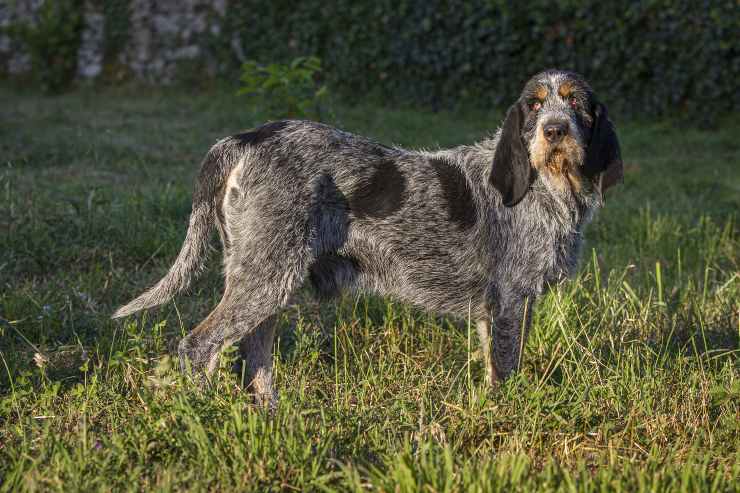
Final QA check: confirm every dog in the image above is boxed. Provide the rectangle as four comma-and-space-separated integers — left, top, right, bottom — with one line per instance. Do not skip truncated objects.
113, 69, 622, 406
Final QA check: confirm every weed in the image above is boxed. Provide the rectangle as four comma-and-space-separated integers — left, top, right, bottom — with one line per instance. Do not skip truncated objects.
238, 56, 329, 120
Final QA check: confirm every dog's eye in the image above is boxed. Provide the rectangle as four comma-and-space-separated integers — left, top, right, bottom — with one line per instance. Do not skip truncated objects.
530, 101, 542, 111
569, 96, 578, 108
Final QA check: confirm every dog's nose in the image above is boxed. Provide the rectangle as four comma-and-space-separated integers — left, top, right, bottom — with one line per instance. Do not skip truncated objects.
543, 122, 568, 144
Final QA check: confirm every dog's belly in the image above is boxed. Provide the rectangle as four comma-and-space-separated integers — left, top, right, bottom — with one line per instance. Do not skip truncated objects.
306, 227, 489, 317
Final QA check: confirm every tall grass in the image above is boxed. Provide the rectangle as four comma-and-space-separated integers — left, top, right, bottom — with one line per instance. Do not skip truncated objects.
0, 85, 738, 491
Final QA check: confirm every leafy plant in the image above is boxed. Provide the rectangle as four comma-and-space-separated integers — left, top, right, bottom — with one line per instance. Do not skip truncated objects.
237, 56, 328, 119
222, 0, 740, 123
8, 0, 85, 93
101, 0, 131, 80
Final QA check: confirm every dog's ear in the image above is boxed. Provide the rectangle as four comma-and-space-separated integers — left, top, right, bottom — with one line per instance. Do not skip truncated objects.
491, 102, 532, 207
583, 102, 623, 196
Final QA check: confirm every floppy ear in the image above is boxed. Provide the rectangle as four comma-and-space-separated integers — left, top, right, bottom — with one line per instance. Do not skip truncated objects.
582, 102, 623, 196
491, 102, 532, 207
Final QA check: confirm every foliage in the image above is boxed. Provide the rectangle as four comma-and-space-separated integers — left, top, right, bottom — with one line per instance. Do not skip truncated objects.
220, 0, 739, 122
101, 0, 131, 79
1, 85, 739, 490
7, 0, 85, 93
237, 56, 329, 119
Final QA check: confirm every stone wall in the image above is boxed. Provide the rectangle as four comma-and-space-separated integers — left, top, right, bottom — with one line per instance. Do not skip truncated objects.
0, 0, 232, 82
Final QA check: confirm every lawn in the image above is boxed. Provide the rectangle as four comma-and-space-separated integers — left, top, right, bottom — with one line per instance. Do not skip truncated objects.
1, 84, 738, 492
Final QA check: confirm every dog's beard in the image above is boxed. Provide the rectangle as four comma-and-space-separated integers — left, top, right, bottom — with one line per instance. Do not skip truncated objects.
532, 136, 586, 193
543, 138, 584, 173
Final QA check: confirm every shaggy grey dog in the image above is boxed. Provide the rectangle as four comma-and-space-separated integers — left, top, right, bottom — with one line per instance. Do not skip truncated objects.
113, 69, 622, 406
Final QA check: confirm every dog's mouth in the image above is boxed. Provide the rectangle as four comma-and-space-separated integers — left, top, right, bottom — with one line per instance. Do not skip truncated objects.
531, 136, 588, 193
542, 138, 584, 174
543, 148, 572, 173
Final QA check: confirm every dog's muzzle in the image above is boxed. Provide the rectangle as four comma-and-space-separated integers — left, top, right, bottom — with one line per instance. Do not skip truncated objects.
543, 121, 568, 145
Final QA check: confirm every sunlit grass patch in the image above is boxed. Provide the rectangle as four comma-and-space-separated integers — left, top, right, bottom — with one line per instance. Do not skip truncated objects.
1, 85, 738, 491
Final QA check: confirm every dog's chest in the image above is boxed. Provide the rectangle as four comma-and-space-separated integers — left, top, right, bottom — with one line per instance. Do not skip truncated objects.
509, 195, 590, 287
541, 228, 583, 286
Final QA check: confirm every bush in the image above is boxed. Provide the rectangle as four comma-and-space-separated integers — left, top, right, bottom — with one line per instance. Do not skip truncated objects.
101, 0, 131, 80
220, 0, 739, 122
9, 0, 85, 93
237, 56, 328, 119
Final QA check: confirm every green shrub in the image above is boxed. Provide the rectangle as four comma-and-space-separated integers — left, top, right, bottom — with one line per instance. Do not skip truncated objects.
237, 56, 328, 119
9, 0, 85, 93
219, 0, 739, 122
101, 0, 131, 79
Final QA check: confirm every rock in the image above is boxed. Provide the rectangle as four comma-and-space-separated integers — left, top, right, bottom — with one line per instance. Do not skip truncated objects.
0, 0, 228, 82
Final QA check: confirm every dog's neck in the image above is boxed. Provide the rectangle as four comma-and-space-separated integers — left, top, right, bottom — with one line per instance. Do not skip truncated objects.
437, 139, 600, 234
523, 175, 599, 237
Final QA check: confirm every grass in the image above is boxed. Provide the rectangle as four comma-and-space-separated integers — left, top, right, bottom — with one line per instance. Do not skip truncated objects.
1, 84, 738, 492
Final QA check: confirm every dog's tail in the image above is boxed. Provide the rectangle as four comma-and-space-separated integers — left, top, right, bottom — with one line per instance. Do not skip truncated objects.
112, 139, 238, 319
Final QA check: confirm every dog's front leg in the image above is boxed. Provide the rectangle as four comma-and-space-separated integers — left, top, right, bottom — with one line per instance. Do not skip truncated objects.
475, 319, 498, 386
487, 286, 535, 383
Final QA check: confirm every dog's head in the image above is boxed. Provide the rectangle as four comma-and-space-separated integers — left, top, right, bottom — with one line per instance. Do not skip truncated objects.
490, 70, 623, 206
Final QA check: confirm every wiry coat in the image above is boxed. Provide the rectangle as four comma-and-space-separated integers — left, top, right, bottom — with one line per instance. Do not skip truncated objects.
113, 70, 623, 406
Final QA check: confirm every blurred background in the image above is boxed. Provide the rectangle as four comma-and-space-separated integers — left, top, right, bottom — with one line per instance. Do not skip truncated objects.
2, 0, 738, 123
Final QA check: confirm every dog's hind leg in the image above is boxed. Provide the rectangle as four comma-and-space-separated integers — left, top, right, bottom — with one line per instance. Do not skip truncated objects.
237, 314, 279, 408
175, 283, 254, 377
178, 151, 319, 395
177, 222, 311, 388
177, 258, 304, 376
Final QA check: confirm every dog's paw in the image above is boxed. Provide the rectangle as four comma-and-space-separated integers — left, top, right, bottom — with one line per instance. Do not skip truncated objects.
253, 391, 278, 414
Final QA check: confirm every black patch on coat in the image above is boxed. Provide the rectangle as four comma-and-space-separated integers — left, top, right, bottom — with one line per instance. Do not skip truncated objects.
368, 141, 395, 158
311, 173, 351, 253
430, 157, 477, 229
349, 160, 406, 219
309, 254, 360, 299
233, 120, 289, 147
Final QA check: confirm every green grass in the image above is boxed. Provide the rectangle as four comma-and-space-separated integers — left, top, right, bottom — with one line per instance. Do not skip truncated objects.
1, 84, 738, 492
